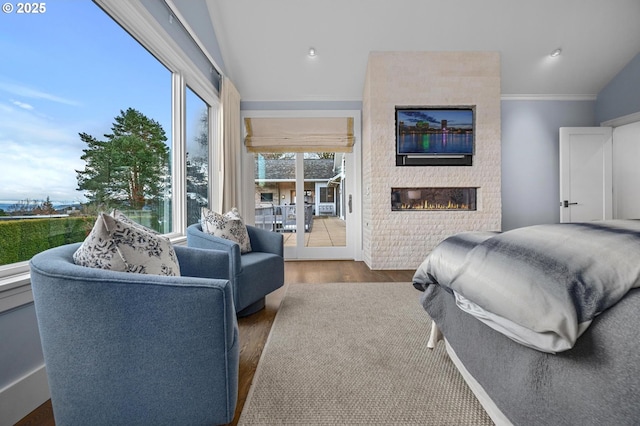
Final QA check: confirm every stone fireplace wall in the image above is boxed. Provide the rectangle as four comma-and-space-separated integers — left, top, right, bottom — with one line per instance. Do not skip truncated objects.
362, 51, 501, 269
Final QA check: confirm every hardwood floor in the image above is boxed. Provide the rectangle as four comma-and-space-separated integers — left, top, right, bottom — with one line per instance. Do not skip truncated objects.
15, 260, 415, 426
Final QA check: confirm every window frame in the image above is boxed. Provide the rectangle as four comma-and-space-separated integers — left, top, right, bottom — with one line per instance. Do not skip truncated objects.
0, 0, 223, 311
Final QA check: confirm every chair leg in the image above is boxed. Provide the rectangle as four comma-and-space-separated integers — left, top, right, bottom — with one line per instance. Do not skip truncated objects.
237, 297, 266, 317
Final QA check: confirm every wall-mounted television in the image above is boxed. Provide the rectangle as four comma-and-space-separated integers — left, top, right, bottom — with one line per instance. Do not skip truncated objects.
395, 106, 475, 166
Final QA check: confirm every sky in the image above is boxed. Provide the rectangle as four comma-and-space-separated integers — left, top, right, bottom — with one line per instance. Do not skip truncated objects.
398, 109, 473, 130
0, 1, 173, 205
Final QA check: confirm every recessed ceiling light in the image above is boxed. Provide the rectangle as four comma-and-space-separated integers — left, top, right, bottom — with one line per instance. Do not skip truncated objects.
550, 48, 562, 58
308, 47, 317, 57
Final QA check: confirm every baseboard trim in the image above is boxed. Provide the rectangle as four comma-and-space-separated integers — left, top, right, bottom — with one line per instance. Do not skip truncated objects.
0, 364, 50, 426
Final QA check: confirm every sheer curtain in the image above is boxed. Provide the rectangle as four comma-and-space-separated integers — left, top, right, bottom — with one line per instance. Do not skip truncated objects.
220, 77, 243, 213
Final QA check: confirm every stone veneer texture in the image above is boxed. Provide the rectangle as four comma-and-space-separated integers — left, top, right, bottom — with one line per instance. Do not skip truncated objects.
362, 51, 501, 270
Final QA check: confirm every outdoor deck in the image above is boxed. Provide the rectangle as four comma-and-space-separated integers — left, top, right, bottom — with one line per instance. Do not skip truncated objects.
281, 215, 346, 247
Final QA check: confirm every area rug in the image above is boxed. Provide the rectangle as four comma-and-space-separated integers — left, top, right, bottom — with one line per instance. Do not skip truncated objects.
238, 282, 493, 425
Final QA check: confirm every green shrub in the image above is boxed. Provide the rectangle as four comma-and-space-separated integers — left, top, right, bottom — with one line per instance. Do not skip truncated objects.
0, 216, 94, 266
0, 220, 22, 264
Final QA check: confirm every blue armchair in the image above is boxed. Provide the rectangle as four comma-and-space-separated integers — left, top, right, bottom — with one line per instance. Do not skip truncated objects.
29, 243, 239, 425
186, 223, 284, 316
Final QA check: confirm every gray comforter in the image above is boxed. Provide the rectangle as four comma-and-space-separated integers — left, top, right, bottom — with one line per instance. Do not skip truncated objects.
413, 220, 640, 352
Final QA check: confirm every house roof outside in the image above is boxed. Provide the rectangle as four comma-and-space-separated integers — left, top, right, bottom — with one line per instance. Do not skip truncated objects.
255, 158, 336, 181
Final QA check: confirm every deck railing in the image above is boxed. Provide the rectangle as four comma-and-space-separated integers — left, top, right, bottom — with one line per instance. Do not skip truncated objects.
255, 204, 314, 233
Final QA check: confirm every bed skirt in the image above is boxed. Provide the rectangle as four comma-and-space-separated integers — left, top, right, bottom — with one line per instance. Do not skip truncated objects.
422, 284, 640, 425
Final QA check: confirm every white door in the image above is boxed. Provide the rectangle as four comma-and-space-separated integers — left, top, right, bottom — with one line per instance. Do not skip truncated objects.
559, 127, 612, 222
291, 151, 357, 260
250, 151, 358, 260
243, 110, 362, 261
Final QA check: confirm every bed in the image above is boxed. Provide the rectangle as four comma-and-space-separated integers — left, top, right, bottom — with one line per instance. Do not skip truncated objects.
412, 220, 640, 426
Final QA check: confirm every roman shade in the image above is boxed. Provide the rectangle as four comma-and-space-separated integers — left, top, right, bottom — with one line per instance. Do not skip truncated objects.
244, 117, 355, 153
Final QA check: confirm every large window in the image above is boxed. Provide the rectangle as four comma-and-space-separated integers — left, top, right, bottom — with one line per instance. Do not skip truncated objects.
186, 87, 210, 226
0, 2, 219, 274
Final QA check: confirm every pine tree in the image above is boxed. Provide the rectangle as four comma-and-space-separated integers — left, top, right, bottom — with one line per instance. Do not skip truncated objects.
76, 108, 169, 210
33, 196, 56, 215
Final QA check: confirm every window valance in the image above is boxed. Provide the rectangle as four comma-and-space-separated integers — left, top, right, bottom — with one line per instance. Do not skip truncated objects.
244, 117, 355, 153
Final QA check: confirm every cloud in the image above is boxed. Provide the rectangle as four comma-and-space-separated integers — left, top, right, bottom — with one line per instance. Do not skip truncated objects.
11, 99, 34, 110
0, 102, 77, 145
399, 110, 438, 125
1, 139, 86, 203
0, 80, 81, 107
0, 100, 88, 202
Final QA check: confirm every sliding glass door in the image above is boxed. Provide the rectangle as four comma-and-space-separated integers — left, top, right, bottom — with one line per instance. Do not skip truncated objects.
253, 151, 355, 260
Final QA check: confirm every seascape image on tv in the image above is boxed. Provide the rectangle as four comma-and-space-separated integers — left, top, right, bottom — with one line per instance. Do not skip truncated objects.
396, 108, 474, 156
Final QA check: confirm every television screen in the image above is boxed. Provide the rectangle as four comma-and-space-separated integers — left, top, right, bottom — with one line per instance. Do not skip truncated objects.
396, 107, 474, 156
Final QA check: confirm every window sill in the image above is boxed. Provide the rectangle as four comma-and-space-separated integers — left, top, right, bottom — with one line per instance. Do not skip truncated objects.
0, 272, 33, 313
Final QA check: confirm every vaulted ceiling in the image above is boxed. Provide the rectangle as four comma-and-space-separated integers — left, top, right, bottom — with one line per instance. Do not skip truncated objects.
197, 0, 640, 102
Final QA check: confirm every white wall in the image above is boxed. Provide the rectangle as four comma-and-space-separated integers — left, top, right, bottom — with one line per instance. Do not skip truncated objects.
362, 52, 502, 269
0, 303, 49, 426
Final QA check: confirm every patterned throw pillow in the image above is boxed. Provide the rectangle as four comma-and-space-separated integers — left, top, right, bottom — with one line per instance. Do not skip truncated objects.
201, 207, 252, 253
73, 212, 180, 276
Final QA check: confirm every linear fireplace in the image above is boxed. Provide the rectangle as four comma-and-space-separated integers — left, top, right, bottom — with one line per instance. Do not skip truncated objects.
391, 187, 477, 211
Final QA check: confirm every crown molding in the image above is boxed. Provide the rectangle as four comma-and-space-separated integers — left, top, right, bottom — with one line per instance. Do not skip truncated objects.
601, 111, 640, 127
501, 94, 597, 101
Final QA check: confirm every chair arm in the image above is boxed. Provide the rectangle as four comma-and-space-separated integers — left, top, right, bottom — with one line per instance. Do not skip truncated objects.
247, 225, 284, 256
174, 245, 230, 280
186, 224, 242, 277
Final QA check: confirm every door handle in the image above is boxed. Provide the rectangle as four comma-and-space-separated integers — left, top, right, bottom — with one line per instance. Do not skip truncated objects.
562, 200, 578, 208
348, 194, 352, 213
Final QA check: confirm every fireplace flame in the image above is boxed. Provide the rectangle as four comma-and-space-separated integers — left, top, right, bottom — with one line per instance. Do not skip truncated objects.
400, 201, 471, 210
392, 187, 477, 211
